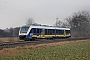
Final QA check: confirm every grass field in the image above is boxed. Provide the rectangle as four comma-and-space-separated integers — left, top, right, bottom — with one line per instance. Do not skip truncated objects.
0, 39, 90, 60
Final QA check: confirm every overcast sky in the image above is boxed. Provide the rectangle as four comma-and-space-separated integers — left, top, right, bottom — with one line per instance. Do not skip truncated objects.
0, 0, 90, 29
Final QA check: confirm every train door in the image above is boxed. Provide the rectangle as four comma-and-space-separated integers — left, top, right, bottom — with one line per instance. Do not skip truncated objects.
64, 30, 66, 37
41, 28, 45, 38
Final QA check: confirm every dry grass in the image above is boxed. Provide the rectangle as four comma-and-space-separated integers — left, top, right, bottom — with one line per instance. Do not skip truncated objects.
0, 48, 21, 56
15, 40, 88, 50
0, 37, 19, 42
0, 39, 89, 56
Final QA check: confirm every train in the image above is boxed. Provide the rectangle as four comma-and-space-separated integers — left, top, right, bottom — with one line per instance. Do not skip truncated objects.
19, 24, 71, 40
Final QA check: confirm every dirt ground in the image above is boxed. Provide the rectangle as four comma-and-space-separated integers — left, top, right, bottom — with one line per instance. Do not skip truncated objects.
0, 37, 19, 42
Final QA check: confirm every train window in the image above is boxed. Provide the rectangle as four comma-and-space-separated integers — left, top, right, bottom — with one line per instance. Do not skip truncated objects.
62, 30, 64, 34
40, 29, 42, 33
46, 29, 53, 35
20, 26, 29, 33
59, 30, 64, 34
47, 29, 50, 35
56, 30, 59, 34
66, 30, 70, 34
50, 29, 52, 34
56, 30, 58, 34
29, 28, 35, 33
45, 29, 48, 35
58, 30, 59, 34
52, 29, 55, 34
47, 29, 49, 34
58, 30, 60, 34
33, 28, 36, 33
37, 29, 39, 33
57, 30, 58, 34
59, 30, 61, 34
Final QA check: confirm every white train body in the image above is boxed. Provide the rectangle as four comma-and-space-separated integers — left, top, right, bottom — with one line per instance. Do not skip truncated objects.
19, 24, 71, 40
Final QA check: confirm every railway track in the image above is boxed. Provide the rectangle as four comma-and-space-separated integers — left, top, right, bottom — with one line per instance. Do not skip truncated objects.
0, 37, 89, 50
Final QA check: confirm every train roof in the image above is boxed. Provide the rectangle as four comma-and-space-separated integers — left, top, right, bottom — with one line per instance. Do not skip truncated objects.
22, 24, 70, 30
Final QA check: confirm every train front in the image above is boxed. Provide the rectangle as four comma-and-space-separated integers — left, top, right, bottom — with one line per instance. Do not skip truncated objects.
19, 25, 32, 40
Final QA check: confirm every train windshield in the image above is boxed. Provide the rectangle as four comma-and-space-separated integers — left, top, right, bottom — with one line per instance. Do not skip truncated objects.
20, 26, 29, 33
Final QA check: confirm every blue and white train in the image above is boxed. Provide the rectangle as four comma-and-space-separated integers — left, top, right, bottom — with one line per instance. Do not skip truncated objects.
19, 24, 71, 40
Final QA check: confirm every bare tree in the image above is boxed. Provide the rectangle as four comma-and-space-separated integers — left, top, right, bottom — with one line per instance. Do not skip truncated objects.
54, 18, 65, 27
26, 18, 34, 25
54, 20, 69, 28
66, 11, 90, 37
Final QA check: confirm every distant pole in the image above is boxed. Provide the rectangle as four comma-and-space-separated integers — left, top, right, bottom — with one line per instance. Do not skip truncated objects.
56, 18, 59, 27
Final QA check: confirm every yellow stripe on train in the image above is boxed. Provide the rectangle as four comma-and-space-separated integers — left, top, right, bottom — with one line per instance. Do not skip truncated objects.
32, 34, 70, 39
